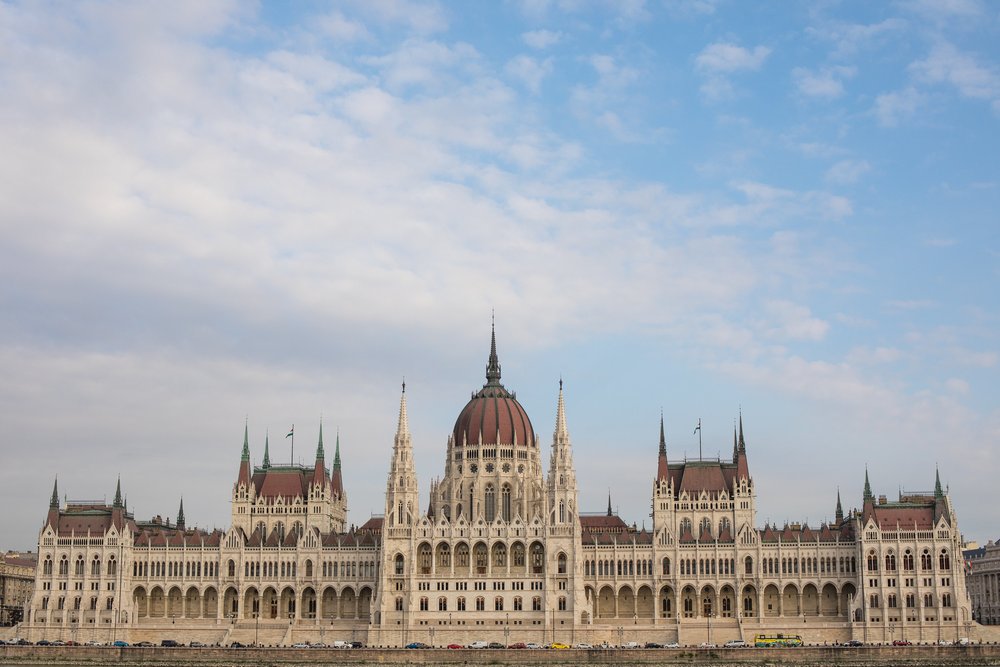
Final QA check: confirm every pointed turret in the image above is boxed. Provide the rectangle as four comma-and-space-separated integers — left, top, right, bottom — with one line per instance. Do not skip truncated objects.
262, 432, 271, 469
176, 497, 185, 530
113, 476, 123, 508
312, 422, 327, 488
385, 380, 419, 526
656, 412, 668, 482
934, 466, 943, 499
331, 430, 344, 498
735, 411, 750, 480
237, 422, 252, 488
607, 491, 613, 517
835, 488, 844, 523
863, 467, 873, 504
547, 378, 579, 525
732, 422, 738, 462
46, 476, 60, 530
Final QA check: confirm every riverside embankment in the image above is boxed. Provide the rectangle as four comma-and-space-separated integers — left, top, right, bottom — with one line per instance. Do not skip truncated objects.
3, 644, 1000, 666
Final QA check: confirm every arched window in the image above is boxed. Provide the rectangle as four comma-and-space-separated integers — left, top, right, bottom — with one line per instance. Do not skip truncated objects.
305, 560, 313, 577
903, 550, 914, 570
75, 556, 84, 576
531, 543, 544, 574
439, 597, 448, 611
885, 552, 896, 571
395, 597, 403, 611
558, 596, 566, 611
921, 550, 932, 570
514, 596, 523, 611
494, 596, 503, 611
91, 556, 101, 577
501, 484, 512, 522
662, 557, 671, 575
719, 517, 731, 535
43, 556, 53, 576
680, 518, 692, 535
457, 597, 466, 611
419, 597, 428, 611
394, 554, 405, 576
559, 500, 566, 523
939, 549, 950, 570
475, 597, 485, 611
228, 560, 236, 577
867, 551, 879, 571
485, 484, 496, 522
699, 517, 712, 539
557, 553, 567, 574
744, 556, 753, 575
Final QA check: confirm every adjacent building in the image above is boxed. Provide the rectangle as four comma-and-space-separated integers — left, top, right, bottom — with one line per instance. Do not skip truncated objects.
965, 540, 1000, 626
21, 327, 987, 645
1, 551, 36, 626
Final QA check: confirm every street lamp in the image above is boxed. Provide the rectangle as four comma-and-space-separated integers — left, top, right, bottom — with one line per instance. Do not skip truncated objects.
504, 612, 509, 647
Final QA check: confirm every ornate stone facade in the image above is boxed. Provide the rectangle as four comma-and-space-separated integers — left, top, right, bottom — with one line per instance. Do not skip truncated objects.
20, 328, 988, 645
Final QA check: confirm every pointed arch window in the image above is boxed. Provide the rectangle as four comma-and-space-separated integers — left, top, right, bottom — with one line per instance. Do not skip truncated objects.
485, 484, 496, 522
501, 484, 512, 522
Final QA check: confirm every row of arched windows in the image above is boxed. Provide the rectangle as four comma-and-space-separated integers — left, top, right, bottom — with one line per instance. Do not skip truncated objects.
43, 554, 117, 577
867, 548, 949, 572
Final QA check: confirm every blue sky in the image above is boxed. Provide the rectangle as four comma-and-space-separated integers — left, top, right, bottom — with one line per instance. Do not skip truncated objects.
0, 0, 998, 550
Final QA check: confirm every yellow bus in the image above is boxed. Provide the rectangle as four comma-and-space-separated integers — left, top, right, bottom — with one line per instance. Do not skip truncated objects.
754, 634, 803, 648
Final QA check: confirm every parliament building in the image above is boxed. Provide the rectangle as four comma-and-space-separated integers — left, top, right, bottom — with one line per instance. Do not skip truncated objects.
22, 328, 986, 646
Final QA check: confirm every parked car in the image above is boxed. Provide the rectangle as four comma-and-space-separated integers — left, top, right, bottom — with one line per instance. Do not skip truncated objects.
724, 639, 748, 648
36, 640, 51, 646
525, 642, 543, 649
229, 642, 247, 648
160, 639, 180, 647
467, 640, 489, 649
574, 642, 594, 649
699, 642, 717, 648
507, 642, 527, 649
309, 642, 328, 648
112, 640, 129, 647
892, 640, 912, 646
134, 641, 154, 647
189, 641, 206, 647
622, 641, 641, 649
85, 640, 105, 646
292, 643, 310, 648
549, 642, 570, 649
351, 641, 365, 648
446, 643, 464, 649
405, 642, 431, 649
663, 642, 680, 649
844, 639, 864, 647
644, 642, 663, 648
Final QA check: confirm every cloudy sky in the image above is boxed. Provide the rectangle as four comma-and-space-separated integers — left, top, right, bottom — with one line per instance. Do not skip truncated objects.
1, 0, 998, 551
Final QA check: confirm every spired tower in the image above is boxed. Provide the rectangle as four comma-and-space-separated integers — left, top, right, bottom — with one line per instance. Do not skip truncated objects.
430, 324, 545, 523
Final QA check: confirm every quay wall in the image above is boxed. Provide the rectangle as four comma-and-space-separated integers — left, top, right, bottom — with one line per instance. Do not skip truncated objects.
4, 644, 1000, 666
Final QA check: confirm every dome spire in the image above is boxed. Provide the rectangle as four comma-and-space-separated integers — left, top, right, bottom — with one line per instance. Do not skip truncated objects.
486, 312, 501, 385
657, 411, 668, 481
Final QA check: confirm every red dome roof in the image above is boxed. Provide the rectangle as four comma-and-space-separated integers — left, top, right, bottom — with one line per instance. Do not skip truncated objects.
453, 386, 535, 447
452, 325, 536, 448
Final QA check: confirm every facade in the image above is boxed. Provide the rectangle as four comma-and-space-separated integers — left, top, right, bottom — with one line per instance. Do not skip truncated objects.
0, 551, 36, 625
965, 540, 1000, 625
21, 328, 989, 645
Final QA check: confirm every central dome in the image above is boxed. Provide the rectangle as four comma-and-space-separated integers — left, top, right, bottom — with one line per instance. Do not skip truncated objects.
451, 326, 535, 448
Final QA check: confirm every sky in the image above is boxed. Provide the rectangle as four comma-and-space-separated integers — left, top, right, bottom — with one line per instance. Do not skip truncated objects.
0, 0, 998, 552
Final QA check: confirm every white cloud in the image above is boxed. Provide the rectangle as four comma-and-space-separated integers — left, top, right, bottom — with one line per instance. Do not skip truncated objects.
825, 159, 871, 185
911, 42, 1000, 106
945, 377, 970, 394
317, 11, 371, 41
522, 29, 562, 49
696, 42, 771, 73
762, 300, 830, 342
792, 65, 856, 99
505, 55, 553, 94
805, 18, 906, 59
873, 87, 925, 127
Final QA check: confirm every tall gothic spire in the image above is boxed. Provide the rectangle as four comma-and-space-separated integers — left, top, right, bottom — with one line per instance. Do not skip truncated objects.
863, 467, 873, 503
835, 488, 844, 522
241, 420, 250, 461
50, 476, 59, 508
486, 314, 501, 385
554, 378, 569, 440
656, 412, 669, 482
397, 379, 410, 437
738, 411, 746, 453
331, 429, 344, 498
934, 466, 943, 499
316, 421, 325, 459
262, 432, 271, 469
113, 476, 123, 508
607, 491, 613, 517
177, 497, 185, 528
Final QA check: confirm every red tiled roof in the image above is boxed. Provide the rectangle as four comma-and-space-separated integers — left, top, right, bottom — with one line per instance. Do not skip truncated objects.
358, 517, 383, 533
253, 468, 310, 500
580, 515, 630, 531
868, 505, 936, 530
679, 463, 728, 495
